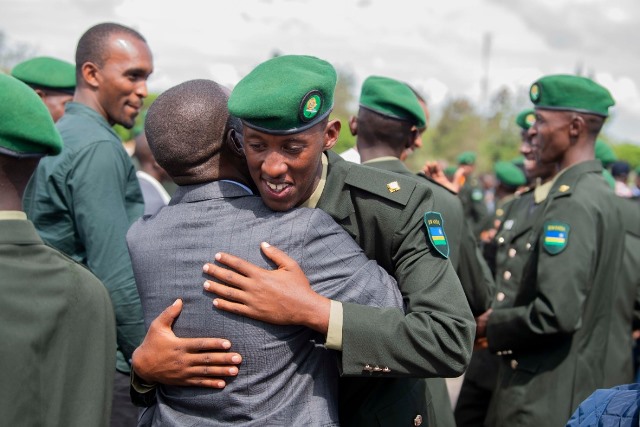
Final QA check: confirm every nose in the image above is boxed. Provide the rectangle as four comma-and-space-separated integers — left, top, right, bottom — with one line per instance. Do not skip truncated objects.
520, 141, 532, 155
261, 151, 287, 178
136, 81, 148, 99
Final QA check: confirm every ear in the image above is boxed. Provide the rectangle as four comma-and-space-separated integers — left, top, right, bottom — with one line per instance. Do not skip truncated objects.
348, 116, 357, 136
81, 62, 100, 89
323, 119, 341, 151
226, 128, 245, 159
34, 88, 47, 100
568, 114, 584, 139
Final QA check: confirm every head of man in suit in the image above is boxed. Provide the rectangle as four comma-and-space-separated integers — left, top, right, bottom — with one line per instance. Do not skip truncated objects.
145, 79, 251, 188
0, 74, 63, 210
349, 75, 426, 163
74, 22, 153, 129
228, 55, 341, 212
528, 74, 614, 170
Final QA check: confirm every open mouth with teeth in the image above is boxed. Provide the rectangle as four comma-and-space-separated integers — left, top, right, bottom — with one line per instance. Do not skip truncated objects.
266, 182, 288, 192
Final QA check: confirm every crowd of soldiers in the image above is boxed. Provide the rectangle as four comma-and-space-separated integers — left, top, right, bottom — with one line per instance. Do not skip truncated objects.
1, 20, 639, 427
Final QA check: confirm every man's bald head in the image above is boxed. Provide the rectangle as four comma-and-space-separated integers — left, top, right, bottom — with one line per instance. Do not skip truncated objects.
145, 79, 242, 185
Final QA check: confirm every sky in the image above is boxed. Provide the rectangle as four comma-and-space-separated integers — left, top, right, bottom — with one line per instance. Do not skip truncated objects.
2, 0, 639, 143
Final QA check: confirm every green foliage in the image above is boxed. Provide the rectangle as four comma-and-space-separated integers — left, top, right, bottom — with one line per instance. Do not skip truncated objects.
330, 67, 358, 154
611, 143, 640, 169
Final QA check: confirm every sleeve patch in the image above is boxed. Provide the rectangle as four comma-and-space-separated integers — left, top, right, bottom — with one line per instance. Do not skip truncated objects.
424, 211, 449, 259
542, 221, 570, 255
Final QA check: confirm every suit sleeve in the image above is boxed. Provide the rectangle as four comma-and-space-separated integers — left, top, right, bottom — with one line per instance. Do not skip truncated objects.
340, 187, 476, 378
70, 141, 146, 363
487, 197, 596, 353
300, 209, 403, 310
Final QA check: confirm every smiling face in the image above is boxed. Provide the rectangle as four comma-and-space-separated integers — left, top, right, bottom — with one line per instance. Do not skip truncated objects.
94, 33, 153, 128
243, 119, 340, 212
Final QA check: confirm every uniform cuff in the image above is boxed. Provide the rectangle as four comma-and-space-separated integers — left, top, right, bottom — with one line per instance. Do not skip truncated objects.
325, 300, 343, 350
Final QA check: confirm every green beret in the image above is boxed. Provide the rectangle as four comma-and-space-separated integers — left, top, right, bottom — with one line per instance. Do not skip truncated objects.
444, 165, 458, 176
495, 161, 526, 187
529, 74, 615, 117
515, 108, 536, 130
511, 155, 525, 166
359, 75, 426, 128
228, 55, 336, 135
457, 151, 476, 165
594, 139, 617, 167
0, 74, 63, 157
11, 56, 75, 94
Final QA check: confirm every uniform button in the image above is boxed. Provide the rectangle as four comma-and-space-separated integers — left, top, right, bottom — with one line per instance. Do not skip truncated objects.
526, 243, 532, 250
508, 248, 517, 258
503, 271, 511, 280
510, 359, 518, 370
414, 414, 423, 426
498, 237, 505, 244
496, 292, 505, 302
496, 351, 503, 356
363, 364, 372, 372
373, 365, 382, 372
382, 366, 391, 373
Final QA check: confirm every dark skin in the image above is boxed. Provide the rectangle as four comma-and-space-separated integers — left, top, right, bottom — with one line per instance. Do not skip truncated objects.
474, 107, 598, 345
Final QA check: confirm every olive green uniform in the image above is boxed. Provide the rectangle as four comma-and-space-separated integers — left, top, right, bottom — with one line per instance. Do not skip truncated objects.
364, 158, 493, 427
603, 197, 640, 386
459, 178, 489, 237
485, 160, 624, 426
320, 152, 475, 427
455, 189, 536, 426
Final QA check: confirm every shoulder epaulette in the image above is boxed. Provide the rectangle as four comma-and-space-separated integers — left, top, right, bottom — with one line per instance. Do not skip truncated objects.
345, 165, 417, 206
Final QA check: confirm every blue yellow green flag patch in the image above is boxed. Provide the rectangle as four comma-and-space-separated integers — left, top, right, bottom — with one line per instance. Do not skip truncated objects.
424, 211, 449, 258
542, 221, 570, 255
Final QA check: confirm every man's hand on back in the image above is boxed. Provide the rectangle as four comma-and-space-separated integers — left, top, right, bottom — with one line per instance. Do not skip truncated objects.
132, 299, 242, 389
203, 242, 331, 334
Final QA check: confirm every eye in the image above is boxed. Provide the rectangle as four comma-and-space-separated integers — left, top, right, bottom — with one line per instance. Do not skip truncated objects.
246, 142, 266, 152
283, 143, 305, 154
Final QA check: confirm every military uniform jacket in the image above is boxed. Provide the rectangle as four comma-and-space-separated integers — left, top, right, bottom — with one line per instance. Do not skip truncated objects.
0, 219, 116, 427
485, 160, 624, 427
603, 197, 640, 386
319, 152, 475, 426
459, 177, 489, 236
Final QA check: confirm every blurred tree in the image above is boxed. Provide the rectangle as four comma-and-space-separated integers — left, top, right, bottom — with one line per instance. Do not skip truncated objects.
0, 30, 36, 73
611, 143, 640, 169
330, 67, 357, 154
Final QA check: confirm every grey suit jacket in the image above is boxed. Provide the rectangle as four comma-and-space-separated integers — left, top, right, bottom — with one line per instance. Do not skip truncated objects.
127, 181, 402, 426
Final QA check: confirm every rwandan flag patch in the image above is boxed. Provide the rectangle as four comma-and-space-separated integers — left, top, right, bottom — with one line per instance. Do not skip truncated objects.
542, 221, 570, 255
424, 211, 449, 258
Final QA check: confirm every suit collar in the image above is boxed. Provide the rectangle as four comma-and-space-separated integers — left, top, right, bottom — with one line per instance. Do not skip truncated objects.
171, 180, 254, 205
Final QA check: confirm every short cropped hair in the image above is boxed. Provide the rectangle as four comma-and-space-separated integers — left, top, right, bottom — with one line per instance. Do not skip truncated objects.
75, 22, 146, 76
145, 79, 231, 184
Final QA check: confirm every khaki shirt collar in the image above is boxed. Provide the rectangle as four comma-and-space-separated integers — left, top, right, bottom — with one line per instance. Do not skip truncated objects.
534, 166, 570, 204
300, 153, 328, 209
0, 211, 27, 220
362, 156, 397, 165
